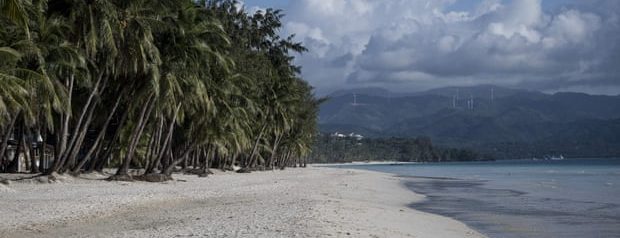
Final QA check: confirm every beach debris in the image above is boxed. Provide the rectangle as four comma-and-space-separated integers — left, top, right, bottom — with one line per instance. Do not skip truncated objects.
138, 173, 171, 182
0, 184, 14, 192
107, 174, 134, 182
236, 167, 251, 173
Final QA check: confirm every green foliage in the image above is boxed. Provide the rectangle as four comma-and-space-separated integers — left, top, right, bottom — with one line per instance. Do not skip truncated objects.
0, 0, 320, 175
310, 134, 492, 164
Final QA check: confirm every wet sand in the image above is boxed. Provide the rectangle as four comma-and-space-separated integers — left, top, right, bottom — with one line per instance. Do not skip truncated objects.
405, 177, 620, 238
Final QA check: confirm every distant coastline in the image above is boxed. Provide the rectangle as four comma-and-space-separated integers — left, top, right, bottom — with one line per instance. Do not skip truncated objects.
312, 160, 421, 166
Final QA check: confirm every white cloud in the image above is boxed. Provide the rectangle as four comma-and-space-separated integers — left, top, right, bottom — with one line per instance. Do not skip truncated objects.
545, 10, 602, 46
274, 0, 619, 95
438, 35, 459, 53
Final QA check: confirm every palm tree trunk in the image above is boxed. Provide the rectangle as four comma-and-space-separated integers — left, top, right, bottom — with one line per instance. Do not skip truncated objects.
60, 75, 108, 172
247, 124, 267, 168
71, 95, 122, 173
87, 107, 129, 173
221, 152, 227, 170
28, 136, 39, 173
22, 131, 31, 171
62, 100, 97, 172
7, 124, 24, 173
86, 142, 103, 172
199, 145, 213, 175
116, 94, 155, 176
91, 143, 110, 173
150, 116, 165, 170
143, 124, 157, 173
63, 73, 104, 158
182, 152, 190, 171
146, 104, 180, 174
268, 134, 282, 169
280, 150, 292, 169
38, 127, 47, 172
162, 145, 194, 176
56, 75, 75, 163
0, 113, 18, 169
230, 152, 238, 171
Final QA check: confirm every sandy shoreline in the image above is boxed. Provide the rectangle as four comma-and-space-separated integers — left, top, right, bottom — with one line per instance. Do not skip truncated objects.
0, 167, 485, 238
313, 161, 420, 166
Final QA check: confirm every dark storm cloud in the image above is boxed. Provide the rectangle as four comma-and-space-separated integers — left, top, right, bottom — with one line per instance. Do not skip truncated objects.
329, 53, 353, 67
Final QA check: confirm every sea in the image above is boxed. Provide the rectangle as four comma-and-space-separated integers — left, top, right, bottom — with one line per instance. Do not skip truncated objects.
332, 158, 620, 238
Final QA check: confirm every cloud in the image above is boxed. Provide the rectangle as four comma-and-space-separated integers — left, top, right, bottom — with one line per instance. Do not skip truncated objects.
275, 0, 619, 95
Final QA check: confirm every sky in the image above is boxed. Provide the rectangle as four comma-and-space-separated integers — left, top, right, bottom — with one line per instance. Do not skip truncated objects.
242, 0, 620, 95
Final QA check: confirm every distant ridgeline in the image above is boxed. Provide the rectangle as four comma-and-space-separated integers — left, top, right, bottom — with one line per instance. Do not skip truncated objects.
309, 133, 492, 163
319, 85, 620, 160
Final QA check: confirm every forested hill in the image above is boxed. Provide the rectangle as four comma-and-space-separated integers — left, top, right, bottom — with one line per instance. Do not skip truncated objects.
310, 134, 491, 164
319, 86, 620, 159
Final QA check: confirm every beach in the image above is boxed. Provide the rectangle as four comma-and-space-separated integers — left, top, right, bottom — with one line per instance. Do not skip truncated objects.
0, 166, 484, 238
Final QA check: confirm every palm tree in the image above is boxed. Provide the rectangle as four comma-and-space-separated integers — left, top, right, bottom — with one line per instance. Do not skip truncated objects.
1, 0, 74, 173
0, 45, 28, 170
2, 0, 321, 178
0, 0, 29, 34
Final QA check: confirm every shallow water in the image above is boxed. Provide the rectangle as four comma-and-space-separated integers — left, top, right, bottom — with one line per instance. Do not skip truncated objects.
333, 158, 620, 238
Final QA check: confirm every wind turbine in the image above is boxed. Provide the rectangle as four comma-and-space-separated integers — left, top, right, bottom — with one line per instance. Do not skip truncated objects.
351, 93, 366, 106
452, 95, 456, 108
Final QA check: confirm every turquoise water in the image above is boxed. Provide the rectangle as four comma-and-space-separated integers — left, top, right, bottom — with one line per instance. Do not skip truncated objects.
333, 158, 620, 238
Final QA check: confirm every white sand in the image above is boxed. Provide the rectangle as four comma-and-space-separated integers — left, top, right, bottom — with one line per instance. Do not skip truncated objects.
313, 161, 420, 166
0, 167, 485, 238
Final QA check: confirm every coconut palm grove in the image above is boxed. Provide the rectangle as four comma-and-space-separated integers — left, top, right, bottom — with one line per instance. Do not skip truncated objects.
0, 0, 321, 180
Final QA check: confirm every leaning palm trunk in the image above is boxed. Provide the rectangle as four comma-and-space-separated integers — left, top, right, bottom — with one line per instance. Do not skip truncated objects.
114, 94, 155, 177
142, 123, 158, 173
281, 150, 292, 169
268, 134, 282, 169
145, 103, 181, 174
64, 74, 104, 155
60, 76, 107, 172
87, 108, 129, 173
198, 144, 213, 176
61, 100, 98, 172
71, 95, 122, 174
55, 75, 75, 165
162, 145, 195, 176
49, 75, 103, 174
247, 124, 267, 168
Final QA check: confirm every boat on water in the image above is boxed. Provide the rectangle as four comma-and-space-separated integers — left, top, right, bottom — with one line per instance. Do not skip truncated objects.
544, 155, 565, 161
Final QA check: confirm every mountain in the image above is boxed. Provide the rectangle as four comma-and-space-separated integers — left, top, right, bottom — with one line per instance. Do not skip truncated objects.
415, 84, 539, 98
319, 86, 620, 159
328, 87, 395, 97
